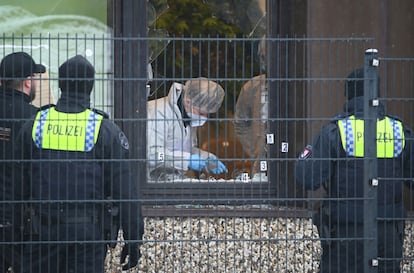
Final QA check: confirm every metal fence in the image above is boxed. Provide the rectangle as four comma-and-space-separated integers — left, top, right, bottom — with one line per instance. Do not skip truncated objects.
1, 35, 414, 273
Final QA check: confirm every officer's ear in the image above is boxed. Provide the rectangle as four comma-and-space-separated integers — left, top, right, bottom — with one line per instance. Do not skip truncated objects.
23, 77, 32, 89
22, 75, 39, 89
23, 78, 32, 88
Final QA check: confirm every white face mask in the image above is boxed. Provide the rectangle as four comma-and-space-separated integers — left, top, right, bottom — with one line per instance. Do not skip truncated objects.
187, 112, 207, 127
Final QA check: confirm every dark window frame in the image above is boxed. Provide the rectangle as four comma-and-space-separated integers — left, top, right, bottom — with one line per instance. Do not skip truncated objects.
109, 0, 303, 205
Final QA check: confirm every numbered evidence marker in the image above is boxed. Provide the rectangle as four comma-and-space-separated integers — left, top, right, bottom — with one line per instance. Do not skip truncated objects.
157, 152, 164, 162
281, 142, 288, 153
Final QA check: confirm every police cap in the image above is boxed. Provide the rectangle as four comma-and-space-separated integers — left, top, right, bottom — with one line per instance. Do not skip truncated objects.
0, 52, 46, 82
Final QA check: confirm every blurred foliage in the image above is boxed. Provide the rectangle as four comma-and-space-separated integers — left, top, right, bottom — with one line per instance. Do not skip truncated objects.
155, 0, 240, 37
205, 0, 266, 38
152, 0, 262, 115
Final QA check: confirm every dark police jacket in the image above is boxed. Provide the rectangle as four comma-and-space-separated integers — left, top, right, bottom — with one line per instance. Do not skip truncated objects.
15, 94, 142, 264
0, 87, 38, 230
295, 96, 414, 224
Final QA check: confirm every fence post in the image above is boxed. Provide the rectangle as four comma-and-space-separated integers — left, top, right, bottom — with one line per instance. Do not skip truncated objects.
363, 48, 379, 273
109, 0, 148, 181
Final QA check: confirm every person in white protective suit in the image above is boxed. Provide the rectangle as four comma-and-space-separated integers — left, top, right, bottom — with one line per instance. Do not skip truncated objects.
147, 77, 228, 180
234, 36, 268, 175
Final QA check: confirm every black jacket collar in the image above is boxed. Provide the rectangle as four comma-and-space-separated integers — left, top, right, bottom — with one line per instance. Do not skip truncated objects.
55, 93, 90, 113
2, 87, 32, 103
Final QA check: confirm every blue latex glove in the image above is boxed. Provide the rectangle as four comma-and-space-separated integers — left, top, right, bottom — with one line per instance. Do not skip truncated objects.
188, 154, 207, 171
206, 156, 228, 175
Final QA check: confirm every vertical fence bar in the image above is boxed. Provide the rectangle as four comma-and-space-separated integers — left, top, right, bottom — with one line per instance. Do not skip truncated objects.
363, 48, 379, 273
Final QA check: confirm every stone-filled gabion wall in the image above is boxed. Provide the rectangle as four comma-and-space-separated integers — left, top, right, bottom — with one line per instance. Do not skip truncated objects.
106, 217, 414, 273
402, 220, 414, 273
105, 217, 414, 273
137, 216, 321, 273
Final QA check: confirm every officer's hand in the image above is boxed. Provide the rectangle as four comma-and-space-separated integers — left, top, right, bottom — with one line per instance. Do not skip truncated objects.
206, 155, 228, 174
188, 154, 207, 171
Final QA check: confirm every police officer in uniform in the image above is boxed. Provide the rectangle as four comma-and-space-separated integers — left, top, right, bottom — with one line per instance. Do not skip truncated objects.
16, 55, 143, 273
0, 52, 45, 273
295, 68, 414, 273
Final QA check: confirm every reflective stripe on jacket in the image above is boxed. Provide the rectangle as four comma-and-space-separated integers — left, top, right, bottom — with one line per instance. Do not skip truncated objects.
32, 107, 103, 152
337, 115, 405, 158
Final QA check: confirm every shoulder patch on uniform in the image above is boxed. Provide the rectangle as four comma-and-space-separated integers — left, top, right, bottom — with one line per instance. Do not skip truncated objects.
119, 132, 129, 150
299, 145, 312, 159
